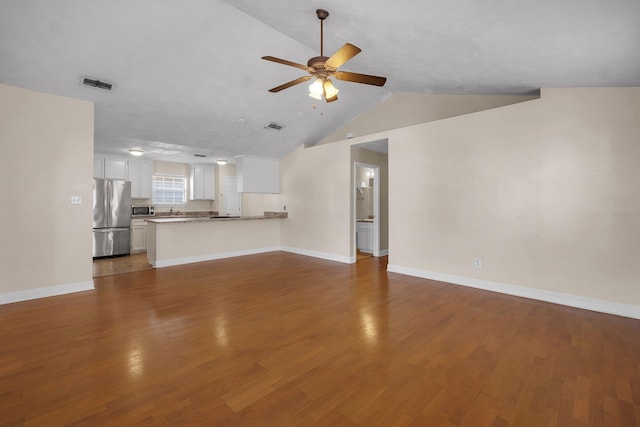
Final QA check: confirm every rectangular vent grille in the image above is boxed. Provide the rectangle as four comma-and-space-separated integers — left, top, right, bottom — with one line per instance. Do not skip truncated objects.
265, 122, 283, 130
194, 154, 207, 158
81, 76, 113, 91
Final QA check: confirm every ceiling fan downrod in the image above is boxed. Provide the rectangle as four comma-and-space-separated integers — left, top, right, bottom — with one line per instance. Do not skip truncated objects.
316, 9, 329, 57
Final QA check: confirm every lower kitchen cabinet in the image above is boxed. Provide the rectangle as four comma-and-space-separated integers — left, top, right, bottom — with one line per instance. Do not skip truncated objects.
131, 219, 148, 253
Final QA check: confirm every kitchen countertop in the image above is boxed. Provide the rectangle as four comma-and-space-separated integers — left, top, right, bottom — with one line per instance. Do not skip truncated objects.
146, 211, 287, 224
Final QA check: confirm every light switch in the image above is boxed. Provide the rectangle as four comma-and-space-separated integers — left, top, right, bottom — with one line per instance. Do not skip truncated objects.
70, 196, 82, 205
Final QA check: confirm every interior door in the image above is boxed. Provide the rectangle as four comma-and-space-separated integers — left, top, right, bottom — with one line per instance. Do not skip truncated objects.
224, 176, 241, 216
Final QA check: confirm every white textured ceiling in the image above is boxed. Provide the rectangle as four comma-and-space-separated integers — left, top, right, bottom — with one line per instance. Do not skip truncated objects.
1, 0, 638, 163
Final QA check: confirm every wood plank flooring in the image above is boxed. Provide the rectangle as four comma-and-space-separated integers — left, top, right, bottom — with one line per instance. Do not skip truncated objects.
93, 253, 153, 278
1, 252, 639, 426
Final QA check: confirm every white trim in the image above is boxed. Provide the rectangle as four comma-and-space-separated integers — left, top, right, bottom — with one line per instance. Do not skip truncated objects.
153, 246, 356, 268
378, 249, 389, 256
387, 264, 640, 320
0, 280, 95, 305
281, 246, 355, 264
153, 246, 281, 268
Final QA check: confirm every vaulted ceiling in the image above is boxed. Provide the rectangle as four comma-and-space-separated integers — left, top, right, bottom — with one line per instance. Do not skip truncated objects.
1, 0, 638, 163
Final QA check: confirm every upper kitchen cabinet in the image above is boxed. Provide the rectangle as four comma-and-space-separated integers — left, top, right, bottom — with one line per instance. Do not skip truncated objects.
94, 154, 152, 198
128, 159, 153, 199
236, 156, 279, 193
190, 164, 215, 200
93, 157, 104, 179
94, 154, 128, 180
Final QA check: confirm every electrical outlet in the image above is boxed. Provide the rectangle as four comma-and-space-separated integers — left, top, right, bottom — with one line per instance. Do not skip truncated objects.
70, 196, 82, 205
474, 258, 482, 269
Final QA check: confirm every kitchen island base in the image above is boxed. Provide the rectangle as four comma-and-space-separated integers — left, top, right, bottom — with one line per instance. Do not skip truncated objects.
147, 214, 285, 268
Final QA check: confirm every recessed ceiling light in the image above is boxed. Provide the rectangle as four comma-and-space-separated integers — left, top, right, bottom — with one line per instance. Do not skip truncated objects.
237, 118, 246, 124
128, 149, 144, 156
216, 159, 228, 165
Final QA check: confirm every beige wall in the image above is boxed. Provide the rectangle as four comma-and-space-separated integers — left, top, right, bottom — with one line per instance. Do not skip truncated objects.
280, 87, 640, 311
0, 84, 94, 296
280, 143, 352, 259
388, 87, 640, 306
351, 147, 389, 252
242, 193, 282, 216
318, 93, 538, 145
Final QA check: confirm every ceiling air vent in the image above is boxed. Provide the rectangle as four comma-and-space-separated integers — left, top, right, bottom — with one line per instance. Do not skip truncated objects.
81, 76, 113, 91
194, 154, 207, 158
265, 122, 283, 131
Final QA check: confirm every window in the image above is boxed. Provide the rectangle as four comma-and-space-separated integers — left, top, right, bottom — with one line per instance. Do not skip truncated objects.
152, 175, 186, 205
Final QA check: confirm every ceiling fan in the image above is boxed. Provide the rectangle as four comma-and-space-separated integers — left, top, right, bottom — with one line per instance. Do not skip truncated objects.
262, 9, 387, 103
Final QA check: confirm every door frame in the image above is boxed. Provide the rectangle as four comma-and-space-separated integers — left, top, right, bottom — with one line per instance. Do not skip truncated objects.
353, 162, 381, 259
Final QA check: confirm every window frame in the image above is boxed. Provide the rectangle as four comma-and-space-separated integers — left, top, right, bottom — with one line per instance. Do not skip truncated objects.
152, 174, 187, 205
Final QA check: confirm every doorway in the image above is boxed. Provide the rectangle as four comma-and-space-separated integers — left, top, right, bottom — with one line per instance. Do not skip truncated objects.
354, 162, 380, 261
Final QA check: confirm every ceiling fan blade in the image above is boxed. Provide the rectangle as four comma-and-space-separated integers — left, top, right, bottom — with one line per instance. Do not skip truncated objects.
325, 43, 361, 69
334, 71, 387, 87
268, 76, 312, 93
262, 56, 309, 71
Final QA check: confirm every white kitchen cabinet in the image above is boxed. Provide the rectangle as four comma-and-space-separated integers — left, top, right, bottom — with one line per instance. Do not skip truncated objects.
356, 221, 374, 253
236, 156, 279, 193
94, 155, 128, 179
190, 164, 215, 200
93, 157, 104, 179
104, 158, 128, 180
130, 219, 147, 253
128, 159, 153, 199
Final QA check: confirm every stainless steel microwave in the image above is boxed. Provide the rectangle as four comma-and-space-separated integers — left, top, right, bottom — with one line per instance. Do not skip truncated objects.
131, 205, 155, 217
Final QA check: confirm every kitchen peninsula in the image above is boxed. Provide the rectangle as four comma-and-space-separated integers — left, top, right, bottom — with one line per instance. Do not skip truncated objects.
146, 212, 287, 268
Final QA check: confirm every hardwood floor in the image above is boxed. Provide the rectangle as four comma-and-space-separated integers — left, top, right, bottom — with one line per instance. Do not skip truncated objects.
1, 252, 639, 426
356, 250, 373, 261
93, 252, 153, 278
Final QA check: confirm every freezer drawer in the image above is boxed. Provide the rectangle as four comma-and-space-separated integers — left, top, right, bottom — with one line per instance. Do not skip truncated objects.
93, 228, 131, 258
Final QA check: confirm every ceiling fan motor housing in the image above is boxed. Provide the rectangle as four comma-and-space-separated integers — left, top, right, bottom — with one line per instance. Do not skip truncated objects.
316, 9, 329, 20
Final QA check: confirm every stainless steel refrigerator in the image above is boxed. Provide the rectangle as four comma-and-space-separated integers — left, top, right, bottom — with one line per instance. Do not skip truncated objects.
93, 179, 131, 258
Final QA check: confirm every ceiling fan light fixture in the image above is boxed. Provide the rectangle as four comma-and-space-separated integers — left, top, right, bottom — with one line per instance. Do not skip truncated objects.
309, 78, 324, 96
323, 78, 339, 99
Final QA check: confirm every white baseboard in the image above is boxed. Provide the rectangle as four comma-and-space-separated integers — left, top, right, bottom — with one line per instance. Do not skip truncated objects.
153, 246, 282, 268
280, 246, 355, 264
0, 280, 95, 305
387, 264, 640, 320
378, 249, 389, 256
